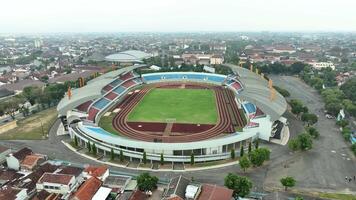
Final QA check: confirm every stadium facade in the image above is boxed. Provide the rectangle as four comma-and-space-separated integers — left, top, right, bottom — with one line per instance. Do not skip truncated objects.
57, 64, 288, 163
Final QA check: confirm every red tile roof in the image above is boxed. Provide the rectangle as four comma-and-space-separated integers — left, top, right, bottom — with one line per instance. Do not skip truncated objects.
12, 147, 33, 161
38, 173, 74, 185
21, 154, 44, 169
84, 165, 108, 178
197, 184, 233, 200
71, 177, 102, 200
128, 190, 147, 200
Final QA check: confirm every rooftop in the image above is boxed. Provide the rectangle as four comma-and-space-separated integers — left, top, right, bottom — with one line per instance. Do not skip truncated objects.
105, 50, 151, 63
38, 172, 74, 185
12, 147, 33, 161
72, 177, 102, 200
84, 165, 108, 178
197, 184, 233, 200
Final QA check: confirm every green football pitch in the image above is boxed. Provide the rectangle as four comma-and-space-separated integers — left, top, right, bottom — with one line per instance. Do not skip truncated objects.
127, 88, 218, 124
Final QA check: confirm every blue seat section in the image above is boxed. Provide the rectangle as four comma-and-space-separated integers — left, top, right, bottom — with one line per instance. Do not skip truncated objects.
186, 74, 204, 80
86, 126, 112, 136
243, 103, 256, 114
93, 98, 110, 109
113, 86, 126, 94
227, 79, 234, 84
143, 73, 226, 83
206, 75, 225, 83
143, 74, 162, 81
110, 79, 123, 87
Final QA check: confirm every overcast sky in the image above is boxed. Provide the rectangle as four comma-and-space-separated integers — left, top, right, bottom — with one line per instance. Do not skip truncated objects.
1, 0, 356, 33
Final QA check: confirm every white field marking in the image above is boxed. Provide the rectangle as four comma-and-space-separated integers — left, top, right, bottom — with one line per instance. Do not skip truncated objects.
113, 108, 121, 113
104, 112, 111, 116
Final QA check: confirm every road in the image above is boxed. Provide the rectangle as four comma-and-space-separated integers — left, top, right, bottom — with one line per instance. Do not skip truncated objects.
265, 75, 356, 193
1, 75, 356, 197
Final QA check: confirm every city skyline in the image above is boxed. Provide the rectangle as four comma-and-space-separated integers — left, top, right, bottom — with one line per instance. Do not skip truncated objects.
1, 0, 356, 33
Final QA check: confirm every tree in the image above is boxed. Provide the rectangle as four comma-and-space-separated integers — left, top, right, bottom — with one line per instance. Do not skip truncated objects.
297, 133, 313, 151
110, 148, 115, 161
254, 139, 259, 149
74, 136, 78, 146
92, 143, 97, 156
190, 153, 195, 165
160, 153, 164, 165
248, 142, 252, 153
341, 127, 352, 140
280, 176, 296, 191
224, 173, 252, 198
249, 148, 270, 167
290, 99, 306, 116
274, 86, 290, 97
231, 149, 235, 159
19, 106, 30, 117
142, 152, 147, 164
295, 197, 304, 200
137, 172, 159, 192
301, 113, 318, 126
240, 145, 244, 157
340, 77, 356, 101
336, 119, 349, 128
87, 142, 91, 153
22, 86, 41, 105
306, 127, 319, 139
290, 62, 306, 74
288, 138, 300, 152
351, 143, 356, 156
239, 155, 251, 172
3, 97, 23, 119
119, 150, 124, 162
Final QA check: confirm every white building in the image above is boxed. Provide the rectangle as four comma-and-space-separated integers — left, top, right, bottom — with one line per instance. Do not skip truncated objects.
0, 146, 11, 164
210, 55, 224, 65
309, 62, 335, 70
36, 173, 76, 194
6, 148, 33, 171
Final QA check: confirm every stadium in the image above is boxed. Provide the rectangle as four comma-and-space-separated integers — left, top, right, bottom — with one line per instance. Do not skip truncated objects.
57, 64, 288, 164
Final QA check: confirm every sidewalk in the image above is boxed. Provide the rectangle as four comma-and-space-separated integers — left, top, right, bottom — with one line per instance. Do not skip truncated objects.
62, 140, 239, 172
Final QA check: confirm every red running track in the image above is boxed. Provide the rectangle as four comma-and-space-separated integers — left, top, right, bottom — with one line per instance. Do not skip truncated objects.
111, 83, 243, 143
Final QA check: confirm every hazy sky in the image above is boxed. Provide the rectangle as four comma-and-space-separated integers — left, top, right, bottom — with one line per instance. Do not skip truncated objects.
1, 0, 356, 33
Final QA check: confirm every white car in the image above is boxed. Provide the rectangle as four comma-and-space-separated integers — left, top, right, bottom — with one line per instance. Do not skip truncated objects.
325, 114, 334, 119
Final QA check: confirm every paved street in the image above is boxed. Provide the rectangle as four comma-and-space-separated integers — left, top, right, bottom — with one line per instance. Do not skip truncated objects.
266, 75, 356, 193
1, 75, 356, 196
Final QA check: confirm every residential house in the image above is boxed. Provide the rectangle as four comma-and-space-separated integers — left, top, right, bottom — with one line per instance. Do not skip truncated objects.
83, 165, 109, 181
0, 145, 11, 163
210, 55, 224, 65
20, 154, 46, 171
71, 177, 102, 200
36, 173, 76, 194
6, 147, 33, 171
196, 184, 233, 200
0, 186, 28, 200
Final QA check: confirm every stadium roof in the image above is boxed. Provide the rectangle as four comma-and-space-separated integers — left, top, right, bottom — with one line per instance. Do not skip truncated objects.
57, 64, 145, 116
224, 64, 287, 121
105, 50, 151, 63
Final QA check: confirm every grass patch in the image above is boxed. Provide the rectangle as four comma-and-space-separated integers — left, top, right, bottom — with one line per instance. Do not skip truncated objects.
99, 112, 121, 135
139, 163, 152, 168
0, 108, 57, 140
128, 88, 218, 124
319, 193, 356, 200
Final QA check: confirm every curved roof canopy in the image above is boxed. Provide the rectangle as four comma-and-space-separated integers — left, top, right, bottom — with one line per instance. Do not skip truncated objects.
57, 64, 145, 116
224, 64, 288, 121
105, 50, 151, 63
